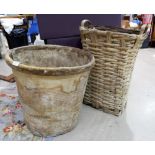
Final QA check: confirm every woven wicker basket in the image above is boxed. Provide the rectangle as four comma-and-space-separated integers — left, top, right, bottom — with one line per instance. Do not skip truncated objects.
80, 20, 147, 116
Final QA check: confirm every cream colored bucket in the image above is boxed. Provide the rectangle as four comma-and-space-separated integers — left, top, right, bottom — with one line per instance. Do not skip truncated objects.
5, 45, 95, 137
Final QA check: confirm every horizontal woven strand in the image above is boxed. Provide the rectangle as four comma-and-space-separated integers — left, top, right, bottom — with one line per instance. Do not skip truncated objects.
80, 25, 146, 115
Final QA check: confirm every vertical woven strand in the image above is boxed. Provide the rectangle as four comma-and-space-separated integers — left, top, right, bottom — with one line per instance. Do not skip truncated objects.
80, 24, 146, 116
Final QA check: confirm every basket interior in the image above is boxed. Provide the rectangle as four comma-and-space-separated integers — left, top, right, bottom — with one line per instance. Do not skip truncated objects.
11, 46, 91, 68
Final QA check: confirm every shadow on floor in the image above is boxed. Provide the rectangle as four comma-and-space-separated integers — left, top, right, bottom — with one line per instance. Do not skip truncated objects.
54, 104, 134, 141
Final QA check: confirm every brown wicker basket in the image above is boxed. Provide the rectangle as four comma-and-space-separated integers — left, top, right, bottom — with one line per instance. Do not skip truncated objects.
80, 20, 147, 116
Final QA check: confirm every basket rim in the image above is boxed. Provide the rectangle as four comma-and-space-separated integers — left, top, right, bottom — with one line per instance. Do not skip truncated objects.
80, 26, 147, 39
5, 45, 95, 76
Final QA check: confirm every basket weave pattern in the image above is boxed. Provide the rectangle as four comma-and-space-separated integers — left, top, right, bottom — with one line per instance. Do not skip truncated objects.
80, 20, 146, 116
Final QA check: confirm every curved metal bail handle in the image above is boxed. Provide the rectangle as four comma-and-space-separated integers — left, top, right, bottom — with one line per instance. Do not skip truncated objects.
81, 19, 94, 29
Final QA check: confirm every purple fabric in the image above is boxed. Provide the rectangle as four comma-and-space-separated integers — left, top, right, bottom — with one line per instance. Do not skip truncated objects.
37, 14, 122, 39
46, 36, 82, 48
37, 14, 122, 48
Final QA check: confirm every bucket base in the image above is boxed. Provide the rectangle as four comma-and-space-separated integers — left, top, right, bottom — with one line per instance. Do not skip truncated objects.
24, 110, 80, 137
26, 120, 78, 137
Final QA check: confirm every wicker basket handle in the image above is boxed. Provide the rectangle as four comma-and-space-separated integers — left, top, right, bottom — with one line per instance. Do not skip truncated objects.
133, 24, 149, 49
81, 19, 94, 29
140, 24, 149, 34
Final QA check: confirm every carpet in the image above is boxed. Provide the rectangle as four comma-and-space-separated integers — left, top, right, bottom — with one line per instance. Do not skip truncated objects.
0, 83, 54, 141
